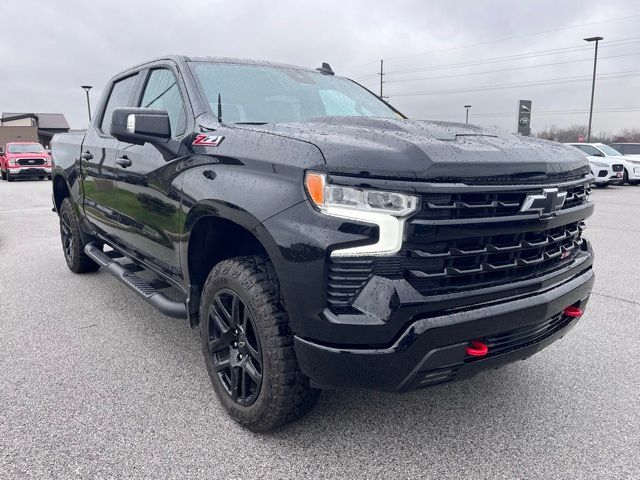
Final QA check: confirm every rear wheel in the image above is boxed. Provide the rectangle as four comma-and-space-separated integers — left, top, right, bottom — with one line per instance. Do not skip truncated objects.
200, 256, 319, 432
59, 198, 100, 273
1, 169, 5, 180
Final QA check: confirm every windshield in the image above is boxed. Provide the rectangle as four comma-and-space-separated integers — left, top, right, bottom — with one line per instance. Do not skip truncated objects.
190, 62, 401, 124
7, 143, 45, 154
597, 145, 623, 156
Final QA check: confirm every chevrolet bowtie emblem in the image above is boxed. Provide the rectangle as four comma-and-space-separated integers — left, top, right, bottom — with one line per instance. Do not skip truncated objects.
520, 188, 567, 215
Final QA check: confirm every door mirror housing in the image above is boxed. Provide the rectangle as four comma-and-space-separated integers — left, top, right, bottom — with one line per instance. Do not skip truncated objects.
0, 146, 4, 156
110, 108, 171, 145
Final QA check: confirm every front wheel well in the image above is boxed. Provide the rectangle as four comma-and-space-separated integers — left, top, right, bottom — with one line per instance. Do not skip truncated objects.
53, 175, 71, 213
187, 216, 269, 295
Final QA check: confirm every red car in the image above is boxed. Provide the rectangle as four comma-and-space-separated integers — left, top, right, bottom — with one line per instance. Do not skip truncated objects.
0, 142, 52, 182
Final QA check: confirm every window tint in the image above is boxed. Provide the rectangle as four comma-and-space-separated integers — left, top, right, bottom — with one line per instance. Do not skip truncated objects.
140, 69, 186, 136
100, 75, 138, 134
575, 145, 601, 156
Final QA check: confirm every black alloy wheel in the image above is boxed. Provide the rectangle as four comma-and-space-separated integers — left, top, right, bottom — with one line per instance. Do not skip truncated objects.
207, 288, 263, 406
60, 210, 75, 263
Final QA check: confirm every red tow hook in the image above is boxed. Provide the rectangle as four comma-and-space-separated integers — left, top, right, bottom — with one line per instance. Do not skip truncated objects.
563, 306, 583, 318
465, 340, 489, 357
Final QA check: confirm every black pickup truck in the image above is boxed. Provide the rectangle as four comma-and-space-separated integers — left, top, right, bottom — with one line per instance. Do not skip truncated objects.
51, 55, 594, 431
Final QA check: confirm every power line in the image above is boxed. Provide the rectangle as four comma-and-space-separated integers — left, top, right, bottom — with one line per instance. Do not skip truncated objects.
411, 107, 640, 119
382, 51, 640, 84
391, 70, 640, 97
380, 37, 640, 77
343, 13, 640, 71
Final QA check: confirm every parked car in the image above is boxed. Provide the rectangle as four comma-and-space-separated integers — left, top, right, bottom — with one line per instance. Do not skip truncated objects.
0, 141, 52, 182
51, 56, 594, 431
609, 142, 640, 159
567, 142, 640, 185
566, 145, 623, 187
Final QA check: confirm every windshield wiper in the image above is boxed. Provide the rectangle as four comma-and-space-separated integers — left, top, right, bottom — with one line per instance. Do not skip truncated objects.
234, 122, 269, 125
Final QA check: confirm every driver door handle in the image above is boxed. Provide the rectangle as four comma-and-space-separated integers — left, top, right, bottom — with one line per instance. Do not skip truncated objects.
116, 156, 132, 168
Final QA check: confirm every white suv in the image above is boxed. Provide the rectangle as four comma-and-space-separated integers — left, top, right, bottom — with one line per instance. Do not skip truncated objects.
567, 143, 639, 185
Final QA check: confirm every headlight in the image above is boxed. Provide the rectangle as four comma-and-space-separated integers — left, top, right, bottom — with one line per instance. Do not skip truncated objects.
590, 161, 607, 167
305, 172, 419, 257
305, 172, 419, 217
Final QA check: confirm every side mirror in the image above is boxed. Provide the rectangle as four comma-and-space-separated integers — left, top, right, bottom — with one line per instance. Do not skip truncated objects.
110, 108, 171, 145
593, 152, 604, 157
0, 147, 4, 155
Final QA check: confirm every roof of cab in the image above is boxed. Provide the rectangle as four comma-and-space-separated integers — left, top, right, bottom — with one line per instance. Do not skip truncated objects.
115, 55, 319, 78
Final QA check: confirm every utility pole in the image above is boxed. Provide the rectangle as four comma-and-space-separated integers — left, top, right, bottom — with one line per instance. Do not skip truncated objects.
464, 105, 472, 124
81, 85, 93, 122
584, 36, 603, 142
378, 59, 385, 100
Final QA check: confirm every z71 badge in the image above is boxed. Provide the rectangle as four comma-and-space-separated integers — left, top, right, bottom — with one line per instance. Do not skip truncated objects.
192, 134, 224, 146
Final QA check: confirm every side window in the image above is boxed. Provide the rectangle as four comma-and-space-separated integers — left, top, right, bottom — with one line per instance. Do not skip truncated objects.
575, 145, 600, 156
140, 69, 186, 137
100, 75, 138, 134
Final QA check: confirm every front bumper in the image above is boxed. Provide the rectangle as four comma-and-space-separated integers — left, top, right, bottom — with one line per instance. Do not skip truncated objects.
626, 163, 640, 180
7, 166, 52, 176
295, 267, 593, 391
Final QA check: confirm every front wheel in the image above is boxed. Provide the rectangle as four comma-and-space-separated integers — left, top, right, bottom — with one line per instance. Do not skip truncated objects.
6, 170, 13, 182
59, 198, 100, 273
623, 169, 629, 185
1, 169, 5, 180
200, 256, 319, 432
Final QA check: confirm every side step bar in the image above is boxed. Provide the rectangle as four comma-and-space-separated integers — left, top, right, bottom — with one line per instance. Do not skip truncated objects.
84, 243, 187, 319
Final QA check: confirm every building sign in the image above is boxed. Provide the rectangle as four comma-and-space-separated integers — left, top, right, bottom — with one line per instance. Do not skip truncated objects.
517, 100, 532, 136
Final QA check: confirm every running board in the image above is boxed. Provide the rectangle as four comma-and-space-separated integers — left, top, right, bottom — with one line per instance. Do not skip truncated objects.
84, 243, 187, 319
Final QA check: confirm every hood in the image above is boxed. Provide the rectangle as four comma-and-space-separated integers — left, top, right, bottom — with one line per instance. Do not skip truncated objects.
239, 117, 589, 182
6, 151, 50, 158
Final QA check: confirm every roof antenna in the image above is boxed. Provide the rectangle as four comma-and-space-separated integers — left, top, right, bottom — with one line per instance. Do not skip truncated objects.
316, 62, 334, 75
217, 93, 223, 123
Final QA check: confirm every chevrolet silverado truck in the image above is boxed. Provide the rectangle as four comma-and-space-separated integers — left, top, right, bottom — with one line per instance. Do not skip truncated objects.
51, 56, 595, 431
1, 141, 52, 181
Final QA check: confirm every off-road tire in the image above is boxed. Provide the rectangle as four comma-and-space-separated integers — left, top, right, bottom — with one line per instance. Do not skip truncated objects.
59, 198, 100, 273
200, 255, 319, 432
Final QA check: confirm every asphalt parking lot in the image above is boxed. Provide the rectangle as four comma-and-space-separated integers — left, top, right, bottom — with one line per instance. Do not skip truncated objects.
1, 179, 639, 479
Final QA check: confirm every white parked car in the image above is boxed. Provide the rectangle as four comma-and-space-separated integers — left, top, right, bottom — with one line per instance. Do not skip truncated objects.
567, 142, 639, 185
566, 143, 624, 187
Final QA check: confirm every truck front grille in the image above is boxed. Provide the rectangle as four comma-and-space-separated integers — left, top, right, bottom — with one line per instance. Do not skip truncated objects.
414, 182, 589, 221
326, 179, 592, 311
404, 222, 584, 294
17, 158, 45, 166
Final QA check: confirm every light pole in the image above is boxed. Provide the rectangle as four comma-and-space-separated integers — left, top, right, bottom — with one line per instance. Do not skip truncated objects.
464, 105, 472, 124
81, 85, 93, 122
584, 36, 603, 142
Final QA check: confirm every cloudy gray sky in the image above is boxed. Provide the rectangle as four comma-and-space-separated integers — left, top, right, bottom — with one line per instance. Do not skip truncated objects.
1, 0, 638, 133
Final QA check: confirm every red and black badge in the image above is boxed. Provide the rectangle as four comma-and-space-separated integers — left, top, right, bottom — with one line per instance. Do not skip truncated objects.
193, 134, 224, 147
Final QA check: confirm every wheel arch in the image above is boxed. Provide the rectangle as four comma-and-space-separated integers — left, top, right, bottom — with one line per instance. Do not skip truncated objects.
183, 202, 285, 325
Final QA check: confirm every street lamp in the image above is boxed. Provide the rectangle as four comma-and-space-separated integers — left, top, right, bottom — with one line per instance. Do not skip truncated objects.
464, 105, 472, 124
81, 85, 93, 123
584, 36, 603, 142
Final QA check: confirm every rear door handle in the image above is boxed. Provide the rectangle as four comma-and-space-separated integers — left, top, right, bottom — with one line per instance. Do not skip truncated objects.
80, 151, 93, 160
116, 156, 132, 168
